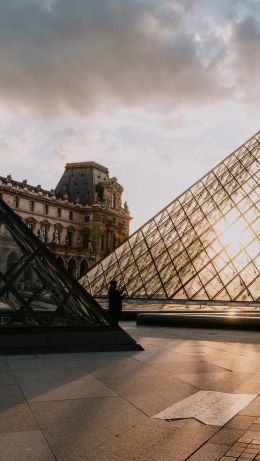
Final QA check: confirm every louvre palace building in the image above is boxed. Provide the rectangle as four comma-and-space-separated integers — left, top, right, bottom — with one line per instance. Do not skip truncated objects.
0, 161, 131, 279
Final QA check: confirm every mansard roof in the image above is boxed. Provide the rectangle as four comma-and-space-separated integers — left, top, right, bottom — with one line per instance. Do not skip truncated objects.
55, 161, 110, 205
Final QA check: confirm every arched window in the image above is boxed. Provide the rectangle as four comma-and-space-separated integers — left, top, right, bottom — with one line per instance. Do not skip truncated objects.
56, 256, 64, 266
68, 258, 76, 277
44, 203, 49, 215
80, 259, 88, 277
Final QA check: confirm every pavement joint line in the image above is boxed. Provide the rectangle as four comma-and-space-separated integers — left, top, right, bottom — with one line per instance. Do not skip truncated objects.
92, 371, 151, 418
14, 364, 58, 461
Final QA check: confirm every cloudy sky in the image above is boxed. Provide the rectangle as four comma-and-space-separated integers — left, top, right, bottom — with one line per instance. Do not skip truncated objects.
0, 0, 259, 231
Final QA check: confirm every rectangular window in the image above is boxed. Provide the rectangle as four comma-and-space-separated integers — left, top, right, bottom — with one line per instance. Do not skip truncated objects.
13, 196, 19, 208
83, 232, 88, 248
41, 226, 48, 243
27, 222, 34, 232
101, 234, 105, 251
29, 201, 34, 212
54, 228, 60, 244
67, 231, 73, 246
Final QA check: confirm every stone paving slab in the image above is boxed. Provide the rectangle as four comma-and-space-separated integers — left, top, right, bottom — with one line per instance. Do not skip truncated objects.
0, 384, 26, 407
118, 385, 197, 416
175, 371, 231, 388
43, 418, 217, 461
0, 430, 55, 461
225, 415, 257, 430
0, 369, 17, 384
20, 373, 117, 402
29, 396, 148, 430
0, 404, 38, 433
13, 367, 91, 383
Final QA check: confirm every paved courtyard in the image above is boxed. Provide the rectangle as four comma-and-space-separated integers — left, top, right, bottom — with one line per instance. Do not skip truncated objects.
1, 322, 260, 460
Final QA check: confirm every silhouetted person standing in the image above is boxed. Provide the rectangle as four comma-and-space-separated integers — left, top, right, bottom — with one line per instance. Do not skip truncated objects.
108, 280, 125, 324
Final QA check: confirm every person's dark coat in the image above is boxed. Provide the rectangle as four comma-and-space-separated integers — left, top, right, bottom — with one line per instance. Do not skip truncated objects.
108, 287, 124, 323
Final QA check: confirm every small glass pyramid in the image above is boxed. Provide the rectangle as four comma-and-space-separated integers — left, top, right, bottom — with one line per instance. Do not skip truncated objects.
0, 196, 118, 327
81, 131, 260, 305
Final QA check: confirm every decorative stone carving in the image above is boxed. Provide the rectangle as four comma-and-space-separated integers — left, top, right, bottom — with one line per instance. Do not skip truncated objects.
6, 175, 12, 186
97, 177, 124, 210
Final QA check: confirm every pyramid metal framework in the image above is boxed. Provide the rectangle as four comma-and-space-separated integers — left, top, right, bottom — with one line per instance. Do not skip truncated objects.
81, 132, 260, 305
0, 196, 131, 331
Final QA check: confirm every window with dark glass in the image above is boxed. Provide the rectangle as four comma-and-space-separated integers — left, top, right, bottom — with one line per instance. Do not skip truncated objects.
13, 196, 19, 208
29, 200, 34, 212
69, 211, 73, 221
57, 207, 61, 218
54, 228, 60, 244
27, 222, 34, 232
41, 226, 48, 243
83, 231, 90, 248
101, 234, 105, 251
67, 231, 73, 246
113, 233, 117, 249
44, 204, 49, 215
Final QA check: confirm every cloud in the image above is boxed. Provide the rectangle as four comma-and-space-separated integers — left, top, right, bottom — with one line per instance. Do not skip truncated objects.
1, 0, 255, 116
232, 16, 260, 77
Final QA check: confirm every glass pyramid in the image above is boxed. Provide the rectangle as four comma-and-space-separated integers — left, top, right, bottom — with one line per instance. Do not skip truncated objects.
0, 196, 124, 329
81, 132, 260, 305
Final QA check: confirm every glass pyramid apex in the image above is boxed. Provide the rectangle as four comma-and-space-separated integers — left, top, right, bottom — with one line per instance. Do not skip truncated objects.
81, 131, 260, 305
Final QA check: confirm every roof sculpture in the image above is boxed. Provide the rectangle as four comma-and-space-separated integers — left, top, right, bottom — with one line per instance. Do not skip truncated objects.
0, 197, 140, 352
81, 131, 260, 305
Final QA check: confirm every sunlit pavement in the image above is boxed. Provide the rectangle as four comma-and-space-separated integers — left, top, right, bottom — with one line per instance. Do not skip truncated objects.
1, 322, 260, 460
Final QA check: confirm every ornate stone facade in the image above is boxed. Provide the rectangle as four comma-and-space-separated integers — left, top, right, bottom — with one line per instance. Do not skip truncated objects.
0, 162, 131, 278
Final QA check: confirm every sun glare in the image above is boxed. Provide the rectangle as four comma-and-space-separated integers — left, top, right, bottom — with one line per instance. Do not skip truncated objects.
215, 213, 251, 258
